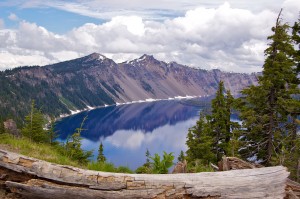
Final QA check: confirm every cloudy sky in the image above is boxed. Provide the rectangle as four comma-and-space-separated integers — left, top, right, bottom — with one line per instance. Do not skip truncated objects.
0, 0, 299, 72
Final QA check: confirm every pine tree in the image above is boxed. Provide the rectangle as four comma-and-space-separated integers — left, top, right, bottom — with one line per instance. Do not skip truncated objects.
292, 16, 300, 74
22, 100, 47, 142
186, 113, 215, 164
97, 142, 106, 163
238, 10, 300, 171
286, 16, 300, 181
135, 149, 152, 174
47, 117, 58, 144
210, 81, 232, 160
186, 81, 236, 164
145, 148, 151, 167
65, 116, 92, 164
178, 150, 185, 162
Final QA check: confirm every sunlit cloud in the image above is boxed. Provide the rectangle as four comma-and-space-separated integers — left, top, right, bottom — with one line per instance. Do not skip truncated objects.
8, 13, 19, 21
0, 0, 298, 72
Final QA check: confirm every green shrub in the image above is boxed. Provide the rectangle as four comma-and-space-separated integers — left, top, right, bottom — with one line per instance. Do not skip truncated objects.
187, 159, 214, 173
150, 151, 174, 174
116, 166, 133, 174
135, 165, 152, 174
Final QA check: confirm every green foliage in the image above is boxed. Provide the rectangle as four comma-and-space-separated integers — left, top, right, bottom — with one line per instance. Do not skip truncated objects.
64, 116, 93, 165
237, 11, 300, 169
97, 142, 106, 163
87, 161, 133, 173
186, 159, 214, 173
21, 100, 48, 143
178, 150, 185, 162
47, 117, 58, 144
228, 128, 242, 158
0, 133, 80, 167
87, 161, 115, 172
145, 148, 151, 166
292, 17, 300, 73
210, 82, 237, 160
186, 113, 215, 163
116, 166, 133, 173
0, 133, 133, 173
135, 149, 153, 174
0, 62, 116, 126
186, 81, 238, 164
236, 12, 300, 181
135, 165, 153, 174
150, 151, 174, 174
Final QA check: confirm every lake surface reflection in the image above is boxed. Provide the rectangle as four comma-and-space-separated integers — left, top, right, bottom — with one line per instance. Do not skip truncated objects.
55, 99, 206, 170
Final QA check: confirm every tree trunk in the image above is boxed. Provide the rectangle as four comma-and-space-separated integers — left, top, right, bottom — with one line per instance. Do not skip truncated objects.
267, 87, 275, 165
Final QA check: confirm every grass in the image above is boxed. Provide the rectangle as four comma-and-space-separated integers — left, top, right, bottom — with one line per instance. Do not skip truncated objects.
0, 133, 80, 167
187, 159, 215, 173
0, 133, 133, 173
87, 161, 133, 173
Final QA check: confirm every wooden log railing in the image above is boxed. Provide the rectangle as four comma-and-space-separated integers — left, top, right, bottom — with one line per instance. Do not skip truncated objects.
0, 150, 291, 198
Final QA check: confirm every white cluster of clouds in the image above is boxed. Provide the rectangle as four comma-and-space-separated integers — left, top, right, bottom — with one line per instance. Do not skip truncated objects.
104, 118, 195, 150
0, 0, 299, 72
79, 118, 196, 168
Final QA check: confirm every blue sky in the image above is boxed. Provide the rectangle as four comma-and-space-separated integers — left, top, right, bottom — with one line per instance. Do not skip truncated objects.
0, 0, 299, 72
0, 6, 103, 33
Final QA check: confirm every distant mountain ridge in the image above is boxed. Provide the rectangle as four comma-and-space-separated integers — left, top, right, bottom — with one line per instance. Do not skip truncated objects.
0, 53, 258, 122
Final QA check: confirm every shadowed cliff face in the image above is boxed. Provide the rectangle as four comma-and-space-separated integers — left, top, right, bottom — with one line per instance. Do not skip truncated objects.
0, 53, 258, 120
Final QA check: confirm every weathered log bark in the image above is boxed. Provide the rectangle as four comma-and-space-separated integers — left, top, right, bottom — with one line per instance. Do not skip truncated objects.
0, 149, 290, 199
286, 179, 300, 199
218, 156, 300, 199
218, 156, 263, 171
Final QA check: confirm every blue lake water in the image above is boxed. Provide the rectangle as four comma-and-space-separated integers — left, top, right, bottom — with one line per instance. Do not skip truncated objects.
55, 99, 211, 170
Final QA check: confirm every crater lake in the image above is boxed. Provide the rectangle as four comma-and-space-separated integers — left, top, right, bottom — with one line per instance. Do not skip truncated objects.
55, 98, 213, 170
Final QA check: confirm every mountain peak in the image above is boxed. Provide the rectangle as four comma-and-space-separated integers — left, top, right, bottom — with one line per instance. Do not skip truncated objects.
88, 52, 107, 61
128, 54, 158, 66
138, 54, 155, 61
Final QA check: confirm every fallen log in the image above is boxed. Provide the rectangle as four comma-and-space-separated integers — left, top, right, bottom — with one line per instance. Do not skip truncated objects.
219, 156, 300, 199
0, 149, 290, 198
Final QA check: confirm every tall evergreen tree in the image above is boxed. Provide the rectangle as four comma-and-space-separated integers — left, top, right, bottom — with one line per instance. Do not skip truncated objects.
186, 113, 215, 164
64, 116, 92, 164
97, 142, 106, 163
286, 15, 300, 181
292, 16, 300, 74
209, 81, 233, 160
22, 100, 47, 142
178, 150, 185, 162
145, 148, 151, 166
186, 81, 236, 164
47, 117, 58, 144
238, 10, 300, 171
